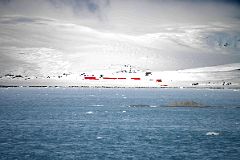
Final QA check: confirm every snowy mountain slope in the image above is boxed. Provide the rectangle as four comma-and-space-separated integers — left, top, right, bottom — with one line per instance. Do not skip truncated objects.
0, 16, 240, 77
155, 63, 240, 85
179, 63, 240, 72
141, 25, 240, 54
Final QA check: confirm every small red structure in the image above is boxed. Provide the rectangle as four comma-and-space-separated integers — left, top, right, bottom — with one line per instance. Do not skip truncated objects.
103, 77, 117, 80
156, 79, 162, 82
131, 78, 141, 80
84, 76, 98, 80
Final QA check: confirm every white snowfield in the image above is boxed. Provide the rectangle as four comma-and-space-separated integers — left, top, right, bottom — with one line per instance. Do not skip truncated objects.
0, 16, 240, 76
1, 63, 240, 88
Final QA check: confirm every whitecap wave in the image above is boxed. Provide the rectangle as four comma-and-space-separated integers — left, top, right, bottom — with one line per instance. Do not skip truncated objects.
150, 105, 157, 108
90, 104, 104, 107
86, 111, 93, 114
206, 132, 219, 136
129, 105, 151, 107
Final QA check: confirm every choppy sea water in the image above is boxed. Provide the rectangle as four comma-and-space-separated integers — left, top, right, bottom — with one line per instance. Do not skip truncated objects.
0, 87, 240, 160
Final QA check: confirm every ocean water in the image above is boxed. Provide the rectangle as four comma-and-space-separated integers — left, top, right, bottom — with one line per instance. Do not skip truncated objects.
0, 87, 240, 160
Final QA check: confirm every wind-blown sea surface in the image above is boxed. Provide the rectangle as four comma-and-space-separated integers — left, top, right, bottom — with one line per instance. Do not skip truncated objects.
0, 88, 240, 160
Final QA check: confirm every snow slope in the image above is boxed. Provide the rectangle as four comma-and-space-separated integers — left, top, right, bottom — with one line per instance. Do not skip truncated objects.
0, 16, 240, 77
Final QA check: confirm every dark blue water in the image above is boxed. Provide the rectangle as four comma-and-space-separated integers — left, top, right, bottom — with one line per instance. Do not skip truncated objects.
0, 88, 240, 160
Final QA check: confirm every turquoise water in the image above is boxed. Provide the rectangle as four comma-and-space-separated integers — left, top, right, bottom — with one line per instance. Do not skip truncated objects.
0, 88, 240, 160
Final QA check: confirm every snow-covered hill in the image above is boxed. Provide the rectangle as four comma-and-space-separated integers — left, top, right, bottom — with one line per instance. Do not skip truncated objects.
179, 63, 240, 72
0, 16, 240, 79
155, 63, 240, 87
